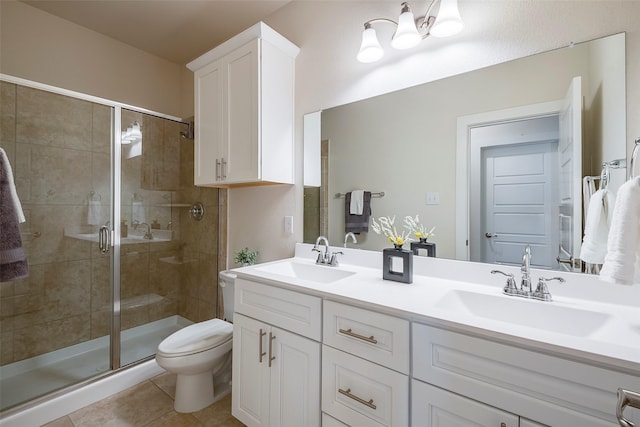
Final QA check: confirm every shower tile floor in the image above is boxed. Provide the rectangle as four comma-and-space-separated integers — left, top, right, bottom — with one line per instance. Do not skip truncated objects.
43, 371, 244, 427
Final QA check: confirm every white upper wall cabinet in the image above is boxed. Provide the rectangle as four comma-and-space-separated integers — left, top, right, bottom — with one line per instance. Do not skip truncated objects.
188, 22, 300, 187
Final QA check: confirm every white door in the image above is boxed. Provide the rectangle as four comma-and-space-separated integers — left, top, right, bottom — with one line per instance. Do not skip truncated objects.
269, 327, 321, 427
557, 76, 583, 271
481, 141, 558, 268
232, 314, 271, 427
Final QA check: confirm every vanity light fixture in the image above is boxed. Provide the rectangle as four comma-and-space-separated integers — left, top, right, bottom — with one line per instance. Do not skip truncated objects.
357, 0, 464, 63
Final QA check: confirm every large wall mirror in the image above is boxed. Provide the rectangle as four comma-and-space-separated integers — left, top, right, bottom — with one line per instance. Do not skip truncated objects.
303, 32, 626, 273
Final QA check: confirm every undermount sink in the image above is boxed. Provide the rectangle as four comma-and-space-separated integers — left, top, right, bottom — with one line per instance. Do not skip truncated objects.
435, 290, 611, 337
254, 261, 356, 284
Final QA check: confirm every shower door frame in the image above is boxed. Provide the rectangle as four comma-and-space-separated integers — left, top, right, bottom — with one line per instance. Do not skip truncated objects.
0, 73, 185, 391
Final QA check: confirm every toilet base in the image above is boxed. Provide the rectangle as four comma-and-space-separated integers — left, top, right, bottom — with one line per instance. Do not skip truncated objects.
174, 371, 215, 413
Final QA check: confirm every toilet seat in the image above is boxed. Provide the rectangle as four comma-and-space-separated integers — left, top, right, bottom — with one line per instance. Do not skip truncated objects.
158, 318, 232, 358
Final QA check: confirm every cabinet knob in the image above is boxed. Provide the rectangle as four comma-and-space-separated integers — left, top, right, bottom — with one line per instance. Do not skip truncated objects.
500, 423, 506, 427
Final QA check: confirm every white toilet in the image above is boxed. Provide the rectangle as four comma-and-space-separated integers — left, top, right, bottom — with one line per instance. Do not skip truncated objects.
156, 271, 236, 413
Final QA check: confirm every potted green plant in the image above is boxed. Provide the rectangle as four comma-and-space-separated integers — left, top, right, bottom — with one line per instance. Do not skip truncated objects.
234, 247, 258, 266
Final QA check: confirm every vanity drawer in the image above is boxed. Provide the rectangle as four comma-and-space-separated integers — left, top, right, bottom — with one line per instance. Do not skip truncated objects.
322, 345, 409, 427
412, 323, 640, 426
234, 278, 322, 340
323, 300, 410, 374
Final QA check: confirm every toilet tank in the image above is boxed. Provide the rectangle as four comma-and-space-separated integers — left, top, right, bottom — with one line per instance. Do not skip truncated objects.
219, 270, 236, 322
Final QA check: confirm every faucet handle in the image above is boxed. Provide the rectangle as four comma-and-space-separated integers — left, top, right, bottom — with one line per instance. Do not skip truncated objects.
533, 277, 565, 301
329, 251, 344, 266
491, 270, 518, 295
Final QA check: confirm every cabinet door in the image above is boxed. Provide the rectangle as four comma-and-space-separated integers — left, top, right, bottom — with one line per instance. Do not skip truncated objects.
194, 58, 223, 185
269, 326, 321, 427
224, 39, 259, 184
232, 314, 271, 427
412, 380, 519, 427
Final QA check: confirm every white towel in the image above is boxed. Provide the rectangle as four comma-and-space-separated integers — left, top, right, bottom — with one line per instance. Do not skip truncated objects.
581, 189, 615, 264
87, 200, 102, 225
0, 148, 25, 223
349, 190, 365, 215
600, 176, 640, 285
132, 201, 146, 224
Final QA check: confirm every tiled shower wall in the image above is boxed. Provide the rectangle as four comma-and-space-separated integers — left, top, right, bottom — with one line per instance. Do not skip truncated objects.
0, 82, 223, 366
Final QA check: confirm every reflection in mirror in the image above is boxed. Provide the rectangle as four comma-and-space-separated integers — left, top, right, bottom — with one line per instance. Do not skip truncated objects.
303, 32, 626, 273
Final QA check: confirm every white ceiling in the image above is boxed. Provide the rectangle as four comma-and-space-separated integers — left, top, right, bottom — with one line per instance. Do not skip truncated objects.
20, 0, 293, 64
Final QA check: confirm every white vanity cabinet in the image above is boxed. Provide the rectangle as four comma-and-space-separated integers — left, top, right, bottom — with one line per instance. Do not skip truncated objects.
412, 323, 640, 427
188, 22, 299, 187
321, 300, 410, 426
232, 279, 321, 427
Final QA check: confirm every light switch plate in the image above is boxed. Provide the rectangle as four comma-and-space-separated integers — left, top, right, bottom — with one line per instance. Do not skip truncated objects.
426, 192, 440, 205
284, 216, 294, 234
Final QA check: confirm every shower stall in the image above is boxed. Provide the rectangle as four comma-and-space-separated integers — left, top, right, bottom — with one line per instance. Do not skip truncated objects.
0, 77, 223, 413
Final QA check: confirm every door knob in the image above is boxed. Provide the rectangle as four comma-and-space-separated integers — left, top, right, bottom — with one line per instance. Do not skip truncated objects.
485, 232, 498, 238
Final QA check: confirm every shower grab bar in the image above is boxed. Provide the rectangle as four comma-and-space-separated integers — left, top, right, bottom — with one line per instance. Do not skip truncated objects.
617, 388, 640, 427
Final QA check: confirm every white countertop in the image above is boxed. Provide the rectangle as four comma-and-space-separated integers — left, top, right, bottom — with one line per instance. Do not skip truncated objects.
233, 243, 640, 374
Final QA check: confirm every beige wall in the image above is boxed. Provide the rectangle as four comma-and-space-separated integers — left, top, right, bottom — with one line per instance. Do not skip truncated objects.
0, 1, 185, 117
2, 1, 639, 264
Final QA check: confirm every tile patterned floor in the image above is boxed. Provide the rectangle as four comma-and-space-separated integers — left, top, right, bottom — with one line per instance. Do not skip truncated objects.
43, 372, 244, 427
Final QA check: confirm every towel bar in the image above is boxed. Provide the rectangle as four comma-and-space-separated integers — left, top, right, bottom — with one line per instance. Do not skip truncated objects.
335, 191, 385, 198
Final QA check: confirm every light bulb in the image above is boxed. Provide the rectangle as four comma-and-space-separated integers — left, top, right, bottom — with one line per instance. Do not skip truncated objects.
391, 4, 421, 50
357, 26, 384, 63
430, 0, 464, 37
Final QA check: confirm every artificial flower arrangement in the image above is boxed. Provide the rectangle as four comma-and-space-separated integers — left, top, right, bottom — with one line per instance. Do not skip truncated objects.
371, 215, 435, 248
370, 215, 413, 248
404, 214, 436, 242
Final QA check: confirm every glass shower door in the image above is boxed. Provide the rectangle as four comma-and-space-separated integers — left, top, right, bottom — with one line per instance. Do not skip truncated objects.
0, 82, 114, 410
118, 109, 187, 366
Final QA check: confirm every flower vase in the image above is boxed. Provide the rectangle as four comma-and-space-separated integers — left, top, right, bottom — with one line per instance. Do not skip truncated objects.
410, 238, 436, 257
382, 245, 413, 284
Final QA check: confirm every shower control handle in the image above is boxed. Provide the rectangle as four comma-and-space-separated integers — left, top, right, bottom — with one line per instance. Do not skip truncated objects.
259, 329, 266, 363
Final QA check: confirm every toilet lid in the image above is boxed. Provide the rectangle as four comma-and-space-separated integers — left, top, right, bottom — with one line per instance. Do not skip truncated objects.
158, 319, 233, 357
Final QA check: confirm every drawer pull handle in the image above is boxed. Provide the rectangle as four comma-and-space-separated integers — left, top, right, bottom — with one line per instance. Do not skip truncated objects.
338, 328, 378, 344
338, 388, 376, 410
259, 329, 266, 363
617, 388, 640, 427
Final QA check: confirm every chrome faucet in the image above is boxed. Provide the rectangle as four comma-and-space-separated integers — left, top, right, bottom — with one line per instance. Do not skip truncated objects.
344, 232, 357, 248
140, 222, 153, 240
492, 245, 565, 301
313, 236, 342, 266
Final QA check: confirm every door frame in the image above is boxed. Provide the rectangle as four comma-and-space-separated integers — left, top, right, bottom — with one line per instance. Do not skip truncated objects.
455, 100, 563, 261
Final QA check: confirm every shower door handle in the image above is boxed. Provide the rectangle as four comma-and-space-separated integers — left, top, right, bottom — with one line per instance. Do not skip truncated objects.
99, 225, 111, 254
